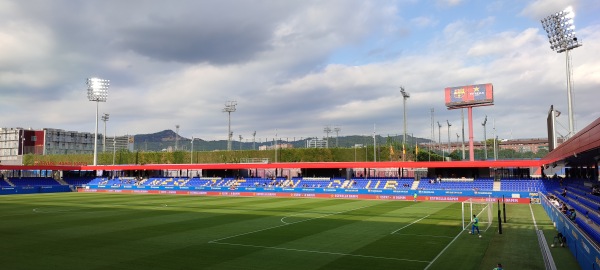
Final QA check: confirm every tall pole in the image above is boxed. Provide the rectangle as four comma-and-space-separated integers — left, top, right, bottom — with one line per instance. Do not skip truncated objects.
101, 113, 109, 152
373, 124, 376, 162
493, 118, 498, 161
175, 124, 180, 151
566, 49, 575, 137
541, 7, 581, 138
334, 127, 341, 147
239, 135, 243, 150
437, 121, 443, 160
252, 131, 256, 150
461, 108, 465, 159
87, 77, 109, 166
94, 101, 99, 165
400, 87, 410, 161
482, 115, 488, 160
467, 107, 475, 161
430, 108, 434, 161
324, 126, 332, 148
190, 136, 194, 164
446, 120, 452, 159
223, 101, 237, 151
112, 134, 116, 165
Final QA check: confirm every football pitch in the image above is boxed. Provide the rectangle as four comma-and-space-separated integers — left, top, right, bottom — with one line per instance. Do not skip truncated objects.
0, 193, 577, 269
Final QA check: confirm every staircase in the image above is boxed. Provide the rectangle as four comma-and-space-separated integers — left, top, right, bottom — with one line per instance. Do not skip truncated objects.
493, 181, 502, 191
56, 178, 68, 185
4, 178, 15, 187
411, 180, 420, 190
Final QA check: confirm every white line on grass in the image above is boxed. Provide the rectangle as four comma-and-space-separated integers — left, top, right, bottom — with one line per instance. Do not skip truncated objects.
391, 214, 431, 234
211, 241, 431, 263
423, 229, 463, 270
393, 233, 454, 239
529, 203, 539, 230
208, 204, 372, 243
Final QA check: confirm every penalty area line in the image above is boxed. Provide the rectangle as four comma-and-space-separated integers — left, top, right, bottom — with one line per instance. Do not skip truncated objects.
211, 241, 430, 264
391, 214, 431, 234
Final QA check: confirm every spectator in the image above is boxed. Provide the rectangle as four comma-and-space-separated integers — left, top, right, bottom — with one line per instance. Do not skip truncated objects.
569, 209, 576, 221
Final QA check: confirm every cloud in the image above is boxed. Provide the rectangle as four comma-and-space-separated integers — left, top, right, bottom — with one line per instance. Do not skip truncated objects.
0, 0, 598, 145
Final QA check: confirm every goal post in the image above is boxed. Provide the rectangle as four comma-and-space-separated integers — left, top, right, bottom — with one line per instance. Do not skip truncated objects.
462, 198, 493, 232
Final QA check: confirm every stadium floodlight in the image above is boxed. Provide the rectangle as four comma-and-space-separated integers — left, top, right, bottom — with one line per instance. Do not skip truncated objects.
223, 101, 237, 151
400, 87, 410, 161
446, 120, 452, 159
101, 113, 109, 152
324, 126, 332, 148
87, 77, 109, 166
482, 115, 488, 160
334, 127, 341, 147
541, 6, 582, 138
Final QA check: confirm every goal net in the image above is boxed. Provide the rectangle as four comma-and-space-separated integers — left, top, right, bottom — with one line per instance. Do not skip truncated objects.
462, 198, 493, 232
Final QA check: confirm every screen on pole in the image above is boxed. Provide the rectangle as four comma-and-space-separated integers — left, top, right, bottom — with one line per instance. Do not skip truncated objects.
445, 83, 493, 108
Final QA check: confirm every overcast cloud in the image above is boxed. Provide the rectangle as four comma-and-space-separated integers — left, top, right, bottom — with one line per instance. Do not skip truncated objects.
0, 0, 598, 144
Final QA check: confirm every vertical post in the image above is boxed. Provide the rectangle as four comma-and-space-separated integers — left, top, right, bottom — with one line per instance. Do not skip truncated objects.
498, 199, 502, 234
93, 101, 99, 166
468, 107, 474, 161
112, 134, 116, 165
566, 49, 575, 137
503, 195, 507, 223
461, 108, 465, 160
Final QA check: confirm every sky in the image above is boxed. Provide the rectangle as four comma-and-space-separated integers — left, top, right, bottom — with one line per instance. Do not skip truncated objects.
0, 0, 598, 143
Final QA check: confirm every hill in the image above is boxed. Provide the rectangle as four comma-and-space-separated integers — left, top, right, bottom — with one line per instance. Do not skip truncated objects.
134, 130, 429, 152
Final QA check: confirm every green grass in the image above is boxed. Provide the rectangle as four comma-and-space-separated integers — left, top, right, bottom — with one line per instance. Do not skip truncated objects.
0, 193, 580, 269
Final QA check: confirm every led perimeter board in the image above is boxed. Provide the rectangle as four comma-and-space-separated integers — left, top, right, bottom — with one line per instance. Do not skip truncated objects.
445, 83, 493, 109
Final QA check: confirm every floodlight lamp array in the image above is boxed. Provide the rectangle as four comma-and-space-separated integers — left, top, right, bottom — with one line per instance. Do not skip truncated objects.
87, 77, 109, 102
541, 7, 581, 53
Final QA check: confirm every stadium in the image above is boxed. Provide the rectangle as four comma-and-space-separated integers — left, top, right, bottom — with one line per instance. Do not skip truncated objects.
0, 116, 598, 269
1, 2, 599, 270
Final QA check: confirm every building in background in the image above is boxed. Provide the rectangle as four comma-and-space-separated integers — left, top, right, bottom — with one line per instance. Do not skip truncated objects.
0, 127, 133, 165
306, 138, 328, 148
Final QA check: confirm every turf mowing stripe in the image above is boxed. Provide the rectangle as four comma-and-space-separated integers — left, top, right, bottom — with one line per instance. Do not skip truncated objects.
208, 204, 373, 243
210, 241, 431, 263
390, 214, 431, 234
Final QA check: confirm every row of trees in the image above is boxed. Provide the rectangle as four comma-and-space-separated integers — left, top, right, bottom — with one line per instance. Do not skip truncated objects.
23, 141, 546, 165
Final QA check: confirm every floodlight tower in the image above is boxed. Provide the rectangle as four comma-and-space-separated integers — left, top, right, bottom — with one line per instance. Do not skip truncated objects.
239, 135, 243, 150
400, 86, 410, 160
252, 131, 256, 150
190, 136, 194, 164
175, 124, 180, 151
334, 127, 341, 147
223, 101, 237, 151
437, 121, 443, 160
87, 77, 109, 166
482, 115, 488, 160
446, 120, 452, 158
101, 113, 109, 152
324, 126, 332, 148
541, 6, 582, 138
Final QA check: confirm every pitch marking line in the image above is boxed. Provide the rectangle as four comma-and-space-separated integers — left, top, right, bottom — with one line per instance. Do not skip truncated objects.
211, 241, 430, 264
393, 233, 454, 239
391, 214, 431, 234
423, 229, 463, 270
209, 204, 372, 243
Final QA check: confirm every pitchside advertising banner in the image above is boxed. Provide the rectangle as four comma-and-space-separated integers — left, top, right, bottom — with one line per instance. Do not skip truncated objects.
445, 83, 494, 108
81, 185, 531, 203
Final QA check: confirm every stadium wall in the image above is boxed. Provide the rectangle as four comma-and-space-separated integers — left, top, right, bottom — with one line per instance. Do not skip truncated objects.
0, 186, 71, 195
542, 194, 600, 270
80, 185, 532, 203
